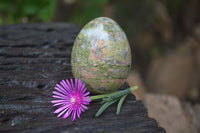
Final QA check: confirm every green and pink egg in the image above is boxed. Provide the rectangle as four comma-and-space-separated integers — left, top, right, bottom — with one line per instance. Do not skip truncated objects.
71, 17, 131, 94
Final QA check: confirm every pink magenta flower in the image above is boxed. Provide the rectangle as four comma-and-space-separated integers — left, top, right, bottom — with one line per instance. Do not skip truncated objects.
51, 79, 91, 121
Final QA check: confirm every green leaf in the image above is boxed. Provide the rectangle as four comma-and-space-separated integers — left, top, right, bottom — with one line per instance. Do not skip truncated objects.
102, 97, 117, 102
95, 99, 118, 117
102, 86, 138, 102
116, 94, 128, 115
106, 89, 130, 100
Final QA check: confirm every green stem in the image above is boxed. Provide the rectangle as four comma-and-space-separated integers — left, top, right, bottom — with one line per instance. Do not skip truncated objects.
129, 86, 138, 92
90, 91, 120, 101
89, 86, 138, 101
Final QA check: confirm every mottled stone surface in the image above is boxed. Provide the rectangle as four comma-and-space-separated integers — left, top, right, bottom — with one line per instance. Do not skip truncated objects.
71, 17, 131, 93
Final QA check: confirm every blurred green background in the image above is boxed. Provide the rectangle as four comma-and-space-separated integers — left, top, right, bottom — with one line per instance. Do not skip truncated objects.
1, 0, 200, 102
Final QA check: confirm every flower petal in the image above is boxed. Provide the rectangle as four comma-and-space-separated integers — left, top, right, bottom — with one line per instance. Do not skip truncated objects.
53, 91, 68, 97
60, 81, 67, 89
80, 107, 84, 112
81, 101, 90, 105
54, 87, 68, 95
81, 104, 88, 110
84, 96, 90, 99
71, 78, 74, 91
60, 81, 71, 93
66, 79, 72, 90
62, 80, 71, 92
63, 109, 72, 119
83, 91, 90, 97
71, 110, 76, 121
57, 108, 68, 117
51, 99, 66, 103
80, 84, 85, 93
53, 102, 64, 107
56, 84, 68, 94
52, 78, 91, 121
77, 108, 81, 118
54, 104, 70, 114
78, 79, 82, 93
83, 99, 91, 103
52, 95, 68, 99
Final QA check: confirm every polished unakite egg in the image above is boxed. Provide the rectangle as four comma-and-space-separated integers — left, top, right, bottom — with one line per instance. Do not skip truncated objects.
71, 17, 131, 93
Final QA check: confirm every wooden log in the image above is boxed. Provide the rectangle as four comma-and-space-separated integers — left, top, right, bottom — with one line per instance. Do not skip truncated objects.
0, 23, 165, 133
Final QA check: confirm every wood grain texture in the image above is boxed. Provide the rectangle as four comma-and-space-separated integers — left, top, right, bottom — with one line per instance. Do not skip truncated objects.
0, 23, 165, 133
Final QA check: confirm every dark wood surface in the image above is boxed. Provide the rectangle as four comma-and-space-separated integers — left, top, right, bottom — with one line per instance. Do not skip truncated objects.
0, 23, 165, 133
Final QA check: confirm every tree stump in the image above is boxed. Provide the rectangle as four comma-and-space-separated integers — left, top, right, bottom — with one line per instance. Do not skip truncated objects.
0, 23, 165, 133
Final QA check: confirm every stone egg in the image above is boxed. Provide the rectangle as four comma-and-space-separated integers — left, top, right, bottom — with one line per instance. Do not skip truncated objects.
71, 17, 131, 93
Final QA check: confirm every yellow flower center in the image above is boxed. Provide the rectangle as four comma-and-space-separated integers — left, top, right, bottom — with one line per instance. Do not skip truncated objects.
71, 97, 75, 104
